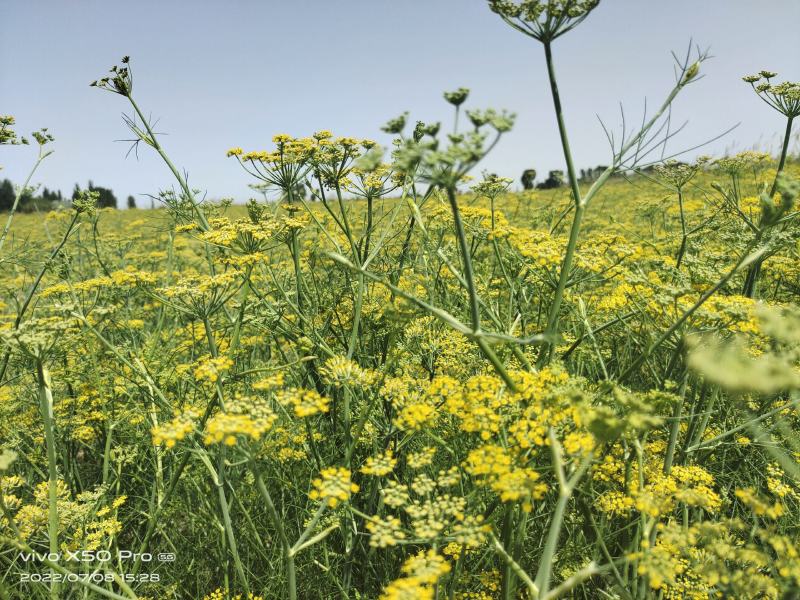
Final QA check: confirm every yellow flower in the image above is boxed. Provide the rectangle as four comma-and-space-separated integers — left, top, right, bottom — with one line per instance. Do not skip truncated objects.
152, 408, 200, 449
194, 356, 234, 383
309, 467, 358, 508
366, 515, 406, 547
278, 388, 330, 418
361, 450, 397, 476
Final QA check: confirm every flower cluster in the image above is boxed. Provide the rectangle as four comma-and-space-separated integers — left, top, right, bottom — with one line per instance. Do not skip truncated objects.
743, 71, 800, 117
277, 387, 330, 418
309, 467, 359, 508
380, 550, 451, 600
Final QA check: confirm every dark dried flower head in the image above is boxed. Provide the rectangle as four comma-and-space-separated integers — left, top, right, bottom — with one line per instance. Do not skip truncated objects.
92, 57, 133, 96
31, 128, 54, 146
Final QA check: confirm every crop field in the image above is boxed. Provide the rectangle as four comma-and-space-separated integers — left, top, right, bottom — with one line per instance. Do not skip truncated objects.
2, 2, 800, 599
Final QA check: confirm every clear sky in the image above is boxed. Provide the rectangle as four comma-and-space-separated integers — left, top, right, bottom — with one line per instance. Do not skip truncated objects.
1, 0, 799, 204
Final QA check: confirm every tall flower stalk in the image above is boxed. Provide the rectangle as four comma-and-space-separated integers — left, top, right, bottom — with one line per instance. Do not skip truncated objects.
653, 157, 708, 269
489, 0, 706, 366
740, 71, 800, 297
0, 125, 54, 253
91, 57, 210, 231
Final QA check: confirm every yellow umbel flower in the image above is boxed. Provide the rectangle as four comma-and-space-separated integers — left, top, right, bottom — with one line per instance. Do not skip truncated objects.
361, 450, 397, 476
278, 388, 330, 418
309, 467, 358, 508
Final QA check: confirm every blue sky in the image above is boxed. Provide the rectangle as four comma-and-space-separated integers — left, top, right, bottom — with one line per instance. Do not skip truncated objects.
1, 0, 798, 204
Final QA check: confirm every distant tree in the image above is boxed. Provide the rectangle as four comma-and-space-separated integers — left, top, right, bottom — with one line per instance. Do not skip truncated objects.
0, 178, 14, 211
2, 181, 64, 213
537, 169, 565, 190
39, 187, 62, 204
73, 181, 118, 209
521, 169, 537, 190
127, 195, 136, 209
18, 187, 36, 212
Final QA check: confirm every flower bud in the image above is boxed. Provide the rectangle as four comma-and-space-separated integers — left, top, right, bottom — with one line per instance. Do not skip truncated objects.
682, 61, 700, 84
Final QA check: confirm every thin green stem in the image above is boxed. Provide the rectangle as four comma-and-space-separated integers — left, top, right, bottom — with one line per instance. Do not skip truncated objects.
446, 186, 481, 332
663, 371, 687, 474
534, 430, 592, 596
491, 534, 539, 600
619, 244, 764, 381
543, 41, 582, 207
0, 212, 80, 383
0, 144, 52, 253
675, 188, 688, 269
251, 459, 297, 600
125, 95, 210, 231
36, 362, 60, 600
770, 114, 794, 198
538, 40, 583, 366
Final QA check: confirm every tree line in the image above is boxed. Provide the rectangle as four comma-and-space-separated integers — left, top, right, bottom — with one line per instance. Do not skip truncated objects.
520, 165, 618, 190
0, 179, 137, 212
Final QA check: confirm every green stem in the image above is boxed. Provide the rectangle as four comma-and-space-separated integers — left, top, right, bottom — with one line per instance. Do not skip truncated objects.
543, 41, 582, 207
619, 243, 764, 381
770, 114, 794, 198
202, 318, 248, 593
125, 95, 210, 231
0, 144, 51, 253
446, 186, 481, 331
685, 395, 800, 453
102, 421, 114, 485
537, 41, 585, 366
675, 188, 688, 269
36, 362, 60, 600
347, 272, 364, 359
663, 371, 687, 475
251, 459, 297, 600
216, 452, 249, 595
500, 506, 516, 600
491, 534, 539, 599
539, 203, 584, 367
445, 185, 518, 390
0, 212, 80, 383
534, 430, 592, 596
743, 114, 795, 298
291, 231, 304, 314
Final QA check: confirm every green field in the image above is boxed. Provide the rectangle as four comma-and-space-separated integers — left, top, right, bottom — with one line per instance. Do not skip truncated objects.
2, 2, 800, 599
